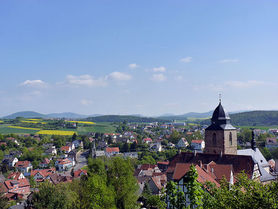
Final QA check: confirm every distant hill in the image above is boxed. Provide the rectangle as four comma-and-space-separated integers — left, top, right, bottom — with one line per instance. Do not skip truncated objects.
87, 115, 169, 123
3, 111, 98, 119
3, 111, 45, 119
46, 112, 88, 119
201, 110, 278, 127
230, 111, 278, 126
158, 111, 213, 121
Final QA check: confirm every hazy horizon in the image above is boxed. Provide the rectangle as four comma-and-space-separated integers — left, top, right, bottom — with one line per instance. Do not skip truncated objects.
1, 1, 278, 116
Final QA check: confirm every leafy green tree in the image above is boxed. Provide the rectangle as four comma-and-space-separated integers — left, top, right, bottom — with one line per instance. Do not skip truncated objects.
85, 174, 116, 209
203, 172, 278, 209
108, 157, 139, 209
31, 182, 78, 209
0, 192, 8, 209
184, 164, 204, 209
169, 130, 181, 144
166, 181, 186, 209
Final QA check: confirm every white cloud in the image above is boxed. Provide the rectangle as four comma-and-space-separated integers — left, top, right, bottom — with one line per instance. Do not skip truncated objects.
81, 99, 93, 106
21, 80, 46, 87
128, 63, 139, 69
66, 75, 107, 87
225, 80, 265, 88
152, 66, 166, 72
152, 73, 167, 82
108, 72, 132, 81
180, 57, 192, 63
219, 59, 239, 63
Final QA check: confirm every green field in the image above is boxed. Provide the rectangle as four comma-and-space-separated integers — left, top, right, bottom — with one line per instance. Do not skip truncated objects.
0, 125, 38, 134
0, 122, 116, 135
236, 125, 278, 130
77, 122, 116, 134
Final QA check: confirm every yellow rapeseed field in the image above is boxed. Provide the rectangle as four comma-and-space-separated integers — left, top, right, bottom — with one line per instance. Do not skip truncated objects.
36, 130, 76, 136
21, 120, 47, 124
67, 121, 95, 125
26, 119, 41, 121
8, 126, 40, 130
0, 120, 4, 123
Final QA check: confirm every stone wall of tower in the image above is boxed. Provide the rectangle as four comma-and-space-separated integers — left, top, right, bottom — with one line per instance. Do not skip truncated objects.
223, 130, 237, 154
204, 130, 224, 154
204, 129, 237, 154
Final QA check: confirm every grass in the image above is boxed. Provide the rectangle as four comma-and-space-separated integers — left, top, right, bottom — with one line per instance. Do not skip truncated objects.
7, 125, 40, 130
0, 125, 38, 134
77, 122, 116, 134
236, 125, 278, 130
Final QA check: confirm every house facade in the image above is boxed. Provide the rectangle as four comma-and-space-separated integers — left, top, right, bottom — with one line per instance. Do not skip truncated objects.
15, 161, 32, 173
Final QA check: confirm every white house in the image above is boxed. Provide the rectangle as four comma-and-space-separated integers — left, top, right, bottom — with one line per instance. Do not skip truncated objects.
191, 140, 205, 150
105, 147, 120, 157
72, 140, 83, 149
55, 158, 74, 172
151, 142, 162, 152
15, 161, 33, 173
176, 138, 189, 149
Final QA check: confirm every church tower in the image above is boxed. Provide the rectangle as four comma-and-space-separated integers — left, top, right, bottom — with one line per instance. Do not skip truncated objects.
204, 101, 237, 155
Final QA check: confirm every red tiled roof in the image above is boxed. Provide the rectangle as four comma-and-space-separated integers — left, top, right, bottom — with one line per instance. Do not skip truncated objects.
61, 146, 70, 151
7, 172, 24, 180
31, 168, 56, 178
74, 169, 87, 178
0, 142, 7, 146
105, 147, 120, 153
57, 158, 72, 165
191, 140, 204, 144
41, 158, 50, 164
15, 161, 31, 168
139, 164, 156, 170
4, 178, 30, 190
157, 161, 169, 165
206, 163, 233, 182
172, 163, 220, 187
167, 152, 254, 179
143, 138, 152, 142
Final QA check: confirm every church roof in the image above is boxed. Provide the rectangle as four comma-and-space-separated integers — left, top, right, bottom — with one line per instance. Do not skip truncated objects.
206, 102, 236, 130
167, 152, 255, 180
212, 102, 230, 121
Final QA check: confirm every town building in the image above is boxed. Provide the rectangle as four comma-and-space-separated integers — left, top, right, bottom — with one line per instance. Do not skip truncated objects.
204, 101, 237, 155
176, 138, 189, 149
191, 140, 205, 151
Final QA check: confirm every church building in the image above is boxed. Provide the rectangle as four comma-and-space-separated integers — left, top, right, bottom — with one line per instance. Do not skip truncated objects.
204, 100, 237, 154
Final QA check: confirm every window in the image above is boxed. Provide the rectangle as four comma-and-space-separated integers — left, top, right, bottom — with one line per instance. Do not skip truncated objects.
229, 132, 233, 146
213, 133, 217, 145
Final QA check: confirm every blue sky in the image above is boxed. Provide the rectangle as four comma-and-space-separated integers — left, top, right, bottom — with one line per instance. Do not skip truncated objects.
0, 0, 278, 116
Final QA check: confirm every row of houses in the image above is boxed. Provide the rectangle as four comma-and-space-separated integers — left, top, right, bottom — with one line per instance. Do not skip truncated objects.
0, 168, 87, 200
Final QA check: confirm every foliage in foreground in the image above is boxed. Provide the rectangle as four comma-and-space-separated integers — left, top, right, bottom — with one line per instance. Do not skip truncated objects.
29, 157, 139, 209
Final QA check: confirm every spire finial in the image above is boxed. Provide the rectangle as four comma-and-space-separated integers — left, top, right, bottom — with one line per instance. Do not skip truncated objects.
219, 93, 222, 103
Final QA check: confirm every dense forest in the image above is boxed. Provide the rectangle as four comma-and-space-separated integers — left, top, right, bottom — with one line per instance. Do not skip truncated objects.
201, 111, 278, 127
87, 115, 169, 123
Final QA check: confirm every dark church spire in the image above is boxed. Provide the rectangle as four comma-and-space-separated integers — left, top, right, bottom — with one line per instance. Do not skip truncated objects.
251, 129, 257, 150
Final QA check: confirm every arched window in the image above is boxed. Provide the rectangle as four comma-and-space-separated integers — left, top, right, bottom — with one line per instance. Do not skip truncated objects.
229, 132, 233, 146
213, 133, 217, 145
